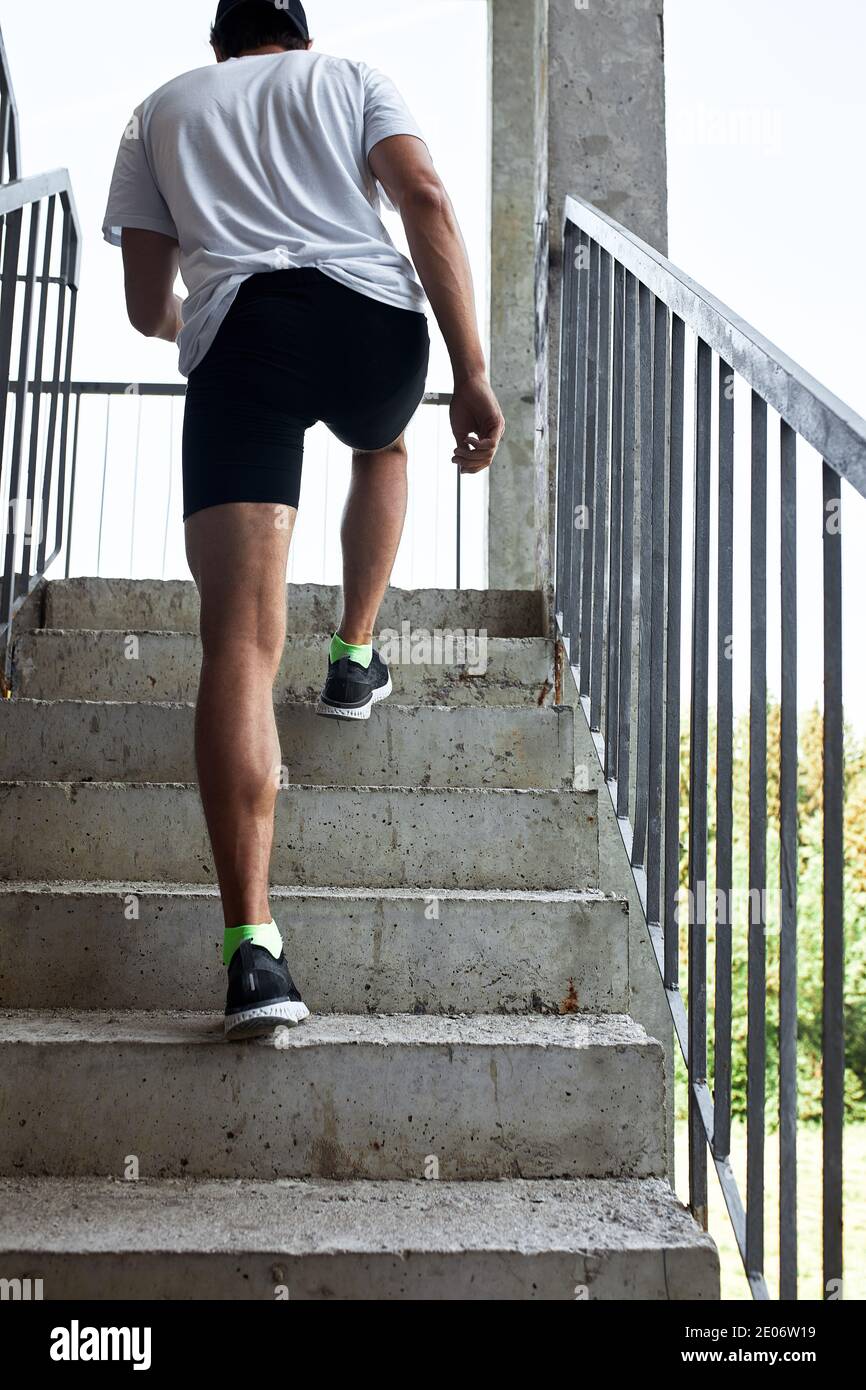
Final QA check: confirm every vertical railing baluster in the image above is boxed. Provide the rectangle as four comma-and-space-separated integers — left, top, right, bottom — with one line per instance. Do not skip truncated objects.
53, 279, 77, 576
688, 336, 713, 1230
63, 388, 81, 579
663, 315, 685, 988
747, 390, 768, 1281
616, 272, 637, 820
715, 358, 735, 1161
2, 200, 41, 643
21, 195, 56, 589
0, 95, 10, 183
555, 223, 578, 630
821, 461, 844, 1301
129, 393, 143, 577
605, 262, 625, 780
646, 296, 668, 926
590, 248, 611, 731
455, 458, 462, 591
96, 396, 111, 578
578, 240, 600, 695
632, 282, 654, 867
162, 398, 175, 581
39, 199, 70, 577
779, 419, 798, 1300
569, 232, 590, 651
0, 205, 23, 643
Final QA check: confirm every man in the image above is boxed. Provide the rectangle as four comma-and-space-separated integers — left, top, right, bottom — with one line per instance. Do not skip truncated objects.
103, 0, 505, 1039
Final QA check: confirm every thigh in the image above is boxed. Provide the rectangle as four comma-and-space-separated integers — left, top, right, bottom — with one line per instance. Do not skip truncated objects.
182, 283, 319, 521
182, 384, 308, 521
321, 292, 430, 452
185, 503, 295, 655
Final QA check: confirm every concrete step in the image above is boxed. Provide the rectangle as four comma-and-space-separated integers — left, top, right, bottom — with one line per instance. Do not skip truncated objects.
0, 699, 574, 789
0, 1010, 665, 1180
0, 883, 627, 1014
44, 578, 549, 638
0, 1175, 719, 1299
0, 782, 597, 889
13, 630, 555, 706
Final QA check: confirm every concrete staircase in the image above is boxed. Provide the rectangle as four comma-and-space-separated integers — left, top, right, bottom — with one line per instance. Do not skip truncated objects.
0, 578, 718, 1300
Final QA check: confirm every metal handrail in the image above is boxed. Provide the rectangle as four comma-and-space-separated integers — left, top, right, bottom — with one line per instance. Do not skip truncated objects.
0, 169, 82, 677
565, 194, 866, 495
555, 194, 857, 1301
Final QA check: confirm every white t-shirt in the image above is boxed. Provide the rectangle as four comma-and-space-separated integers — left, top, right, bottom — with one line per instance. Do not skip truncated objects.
102, 51, 429, 377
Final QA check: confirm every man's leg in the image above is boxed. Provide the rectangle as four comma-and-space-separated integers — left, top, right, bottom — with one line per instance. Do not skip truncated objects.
185, 502, 293, 929
337, 434, 408, 647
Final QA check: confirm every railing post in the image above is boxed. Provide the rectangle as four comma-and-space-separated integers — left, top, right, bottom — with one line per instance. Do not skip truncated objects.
589, 247, 611, 731
616, 271, 637, 822
715, 358, 735, 1163
578, 240, 600, 696
632, 282, 654, 868
604, 261, 625, 781
688, 336, 712, 1232
746, 390, 768, 1281
646, 296, 668, 927
821, 461, 844, 1301
663, 316, 685, 990
779, 419, 798, 1300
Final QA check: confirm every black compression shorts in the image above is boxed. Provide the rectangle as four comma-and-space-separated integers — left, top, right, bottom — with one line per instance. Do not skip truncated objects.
181, 268, 430, 521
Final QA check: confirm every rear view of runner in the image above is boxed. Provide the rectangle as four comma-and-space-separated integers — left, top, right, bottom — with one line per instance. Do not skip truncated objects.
103, 0, 505, 1038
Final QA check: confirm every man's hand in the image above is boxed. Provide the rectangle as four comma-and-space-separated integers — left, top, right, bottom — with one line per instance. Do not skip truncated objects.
450, 374, 505, 474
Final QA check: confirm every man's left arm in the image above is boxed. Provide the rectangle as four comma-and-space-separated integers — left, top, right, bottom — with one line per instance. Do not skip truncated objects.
121, 228, 183, 342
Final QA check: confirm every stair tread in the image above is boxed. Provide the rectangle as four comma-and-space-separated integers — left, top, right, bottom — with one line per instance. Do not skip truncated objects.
42, 579, 549, 641
2, 696, 559, 711
0, 1175, 712, 1255
0, 880, 621, 903
0, 780, 581, 795
21, 629, 550, 644
0, 1009, 652, 1048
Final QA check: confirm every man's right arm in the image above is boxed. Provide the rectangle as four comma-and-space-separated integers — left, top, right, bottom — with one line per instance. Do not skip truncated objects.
368, 135, 505, 474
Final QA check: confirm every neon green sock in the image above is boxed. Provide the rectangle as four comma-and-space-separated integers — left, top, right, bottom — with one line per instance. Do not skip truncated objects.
223, 919, 283, 968
330, 632, 373, 669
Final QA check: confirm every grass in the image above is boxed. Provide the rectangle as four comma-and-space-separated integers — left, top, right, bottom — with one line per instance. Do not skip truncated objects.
673, 1118, 866, 1301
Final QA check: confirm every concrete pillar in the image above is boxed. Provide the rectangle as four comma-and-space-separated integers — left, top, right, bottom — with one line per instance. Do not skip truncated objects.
488, 0, 673, 1167
542, 0, 671, 1174
488, 0, 668, 591
543, 0, 668, 555
487, 0, 548, 593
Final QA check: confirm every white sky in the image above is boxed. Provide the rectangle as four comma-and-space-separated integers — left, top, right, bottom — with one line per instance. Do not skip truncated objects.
664, 0, 866, 731
3, 0, 865, 723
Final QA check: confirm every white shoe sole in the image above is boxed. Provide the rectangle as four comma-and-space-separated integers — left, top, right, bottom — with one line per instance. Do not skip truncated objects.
316, 673, 393, 722
224, 999, 310, 1041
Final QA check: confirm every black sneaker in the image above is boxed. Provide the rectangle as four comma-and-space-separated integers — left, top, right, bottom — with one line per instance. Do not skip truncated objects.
316, 649, 393, 721
224, 941, 310, 1040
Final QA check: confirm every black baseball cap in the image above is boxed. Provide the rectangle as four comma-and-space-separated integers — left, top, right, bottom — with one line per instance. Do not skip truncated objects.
213, 0, 310, 41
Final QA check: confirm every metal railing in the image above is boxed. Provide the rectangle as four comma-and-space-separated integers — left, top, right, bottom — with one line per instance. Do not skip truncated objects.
554, 193, 863, 1300
0, 171, 81, 680
37, 383, 459, 592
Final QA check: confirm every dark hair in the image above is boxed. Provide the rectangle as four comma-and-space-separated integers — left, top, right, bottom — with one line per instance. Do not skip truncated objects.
211, 3, 309, 58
